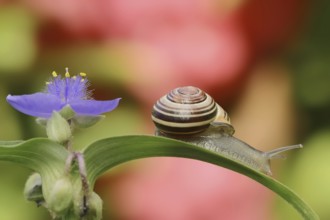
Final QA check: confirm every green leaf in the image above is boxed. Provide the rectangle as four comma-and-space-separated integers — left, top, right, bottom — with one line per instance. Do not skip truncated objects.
0, 140, 23, 146
83, 135, 319, 220
0, 138, 69, 202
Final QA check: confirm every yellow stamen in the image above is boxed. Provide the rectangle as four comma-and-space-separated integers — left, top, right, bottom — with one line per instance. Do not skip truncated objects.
52, 71, 58, 78
46, 81, 52, 85
65, 67, 70, 78
79, 72, 87, 77
72, 76, 77, 80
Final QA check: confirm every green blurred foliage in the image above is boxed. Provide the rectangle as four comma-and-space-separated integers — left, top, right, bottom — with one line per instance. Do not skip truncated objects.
275, 130, 330, 220
292, 0, 330, 128
0, 162, 48, 219
38, 44, 133, 85
274, 0, 330, 219
73, 103, 146, 150
0, 85, 22, 139
0, 6, 37, 74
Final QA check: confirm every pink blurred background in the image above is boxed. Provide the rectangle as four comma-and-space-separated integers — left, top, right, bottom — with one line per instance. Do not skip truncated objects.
2, 0, 329, 220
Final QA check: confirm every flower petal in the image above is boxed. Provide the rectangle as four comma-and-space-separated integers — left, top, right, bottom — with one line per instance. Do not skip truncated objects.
69, 98, 121, 115
7, 93, 63, 118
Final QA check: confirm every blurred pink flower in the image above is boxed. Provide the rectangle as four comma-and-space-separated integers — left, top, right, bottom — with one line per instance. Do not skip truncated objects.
24, 0, 219, 37
240, 0, 305, 54
123, 15, 249, 105
24, 0, 250, 103
104, 158, 272, 220
24, 0, 304, 105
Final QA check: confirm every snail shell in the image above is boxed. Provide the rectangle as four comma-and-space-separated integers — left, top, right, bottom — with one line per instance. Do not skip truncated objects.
151, 86, 233, 135
152, 86, 302, 175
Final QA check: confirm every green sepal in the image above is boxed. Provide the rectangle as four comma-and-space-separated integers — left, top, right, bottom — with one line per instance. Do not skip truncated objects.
59, 105, 76, 120
72, 115, 105, 128
83, 135, 319, 220
36, 117, 47, 127
36, 105, 76, 128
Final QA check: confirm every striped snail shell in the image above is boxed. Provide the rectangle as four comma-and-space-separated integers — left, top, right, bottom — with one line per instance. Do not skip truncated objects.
151, 86, 233, 135
152, 86, 302, 175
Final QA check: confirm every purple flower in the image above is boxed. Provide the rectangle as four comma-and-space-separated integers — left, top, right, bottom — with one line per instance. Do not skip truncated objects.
7, 70, 120, 118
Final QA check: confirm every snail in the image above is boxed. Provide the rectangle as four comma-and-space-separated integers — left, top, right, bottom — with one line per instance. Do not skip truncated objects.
151, 86, 302, 175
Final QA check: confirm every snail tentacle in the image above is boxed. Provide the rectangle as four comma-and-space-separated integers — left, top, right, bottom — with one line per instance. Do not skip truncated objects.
265, 144, 303, 159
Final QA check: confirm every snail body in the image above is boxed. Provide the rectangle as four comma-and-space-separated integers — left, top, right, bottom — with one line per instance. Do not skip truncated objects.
152, 86, 302, 175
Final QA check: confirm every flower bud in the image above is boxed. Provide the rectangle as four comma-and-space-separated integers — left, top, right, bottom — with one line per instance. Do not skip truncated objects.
46, 111, 72, 143
23, 173, 44, 206
74, 192, 103, 220
86, 192, 103, 220
47, 176, 73, 215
